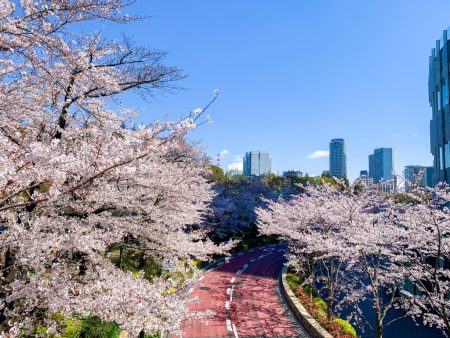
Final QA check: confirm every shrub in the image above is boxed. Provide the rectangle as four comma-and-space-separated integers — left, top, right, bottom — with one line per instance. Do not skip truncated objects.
80, 316, 121, 338
332, 318, 357, 337
286, 273, 301, 285
301, 284, 318, 298
313, 297, 328, 312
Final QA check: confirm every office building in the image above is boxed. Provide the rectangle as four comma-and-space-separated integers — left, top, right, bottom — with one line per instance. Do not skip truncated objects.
283, 170, 303, 178
358, 170, 374, 189
243, 151, 271, 176
426, 166, 434, 188
429, 28, 450, 185
404, 165, 427, 192
329, 138, 347, 178
369, 148, 394, 183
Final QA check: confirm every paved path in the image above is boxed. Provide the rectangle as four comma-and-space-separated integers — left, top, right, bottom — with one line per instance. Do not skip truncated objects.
183, 244, 311, 338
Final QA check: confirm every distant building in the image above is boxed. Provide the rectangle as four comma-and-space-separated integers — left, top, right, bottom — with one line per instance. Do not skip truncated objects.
283, 170, 303, 178
322, 170, 330, 177
243, 151, 271, 176
429, 28, 450, 185
425, 166, 434, 188
227, 169, 243, 177
369, 148, 395, 192
404, 165, 427, 192
358, 170, 373, 189
329, 138, 347, 178
369, 148, 394, 183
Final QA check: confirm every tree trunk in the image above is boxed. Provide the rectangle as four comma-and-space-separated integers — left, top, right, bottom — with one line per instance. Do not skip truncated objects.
376, 313, 383, 338
119, 244, 124, 269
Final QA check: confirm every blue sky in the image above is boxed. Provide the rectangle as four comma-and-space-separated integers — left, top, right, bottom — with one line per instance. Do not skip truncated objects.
106, 1, 450, 181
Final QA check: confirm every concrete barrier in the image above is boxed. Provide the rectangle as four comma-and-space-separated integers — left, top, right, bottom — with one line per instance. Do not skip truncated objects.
279, 265, 334, 338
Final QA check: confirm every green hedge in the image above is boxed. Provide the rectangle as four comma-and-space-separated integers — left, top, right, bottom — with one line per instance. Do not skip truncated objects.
332, 318, 358, 337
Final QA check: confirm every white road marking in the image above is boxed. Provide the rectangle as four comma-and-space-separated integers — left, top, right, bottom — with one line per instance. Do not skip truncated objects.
243, 264, 248, 269
232, 324, 239, 338
225, 301, 230, 310
217, 262, 223, 267
236, 269, 242, 275
226, 287, 231, 295
250, 258, 256, 262
237, 252, 244, 256
258, 255, 265, 259
226, 319, 233, 332
230, 277, 235, 284
199, 275, 204, 281
230, 286, 234, 301
188, 288, 194, 293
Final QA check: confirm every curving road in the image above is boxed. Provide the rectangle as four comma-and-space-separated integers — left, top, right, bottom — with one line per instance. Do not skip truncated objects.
183, 244, 311, 338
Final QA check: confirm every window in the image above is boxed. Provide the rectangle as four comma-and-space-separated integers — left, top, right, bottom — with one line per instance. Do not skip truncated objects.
443, 80, 449, 107
440, 146, 444, 170
438, 89, 442, 110
446, 143, 450, 169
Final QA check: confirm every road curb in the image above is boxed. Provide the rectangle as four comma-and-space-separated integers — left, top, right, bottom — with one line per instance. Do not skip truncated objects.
279, 265, 334, 338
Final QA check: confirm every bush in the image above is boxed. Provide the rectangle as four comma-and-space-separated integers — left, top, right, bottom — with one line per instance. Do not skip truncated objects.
313, 297, 328, 312
332, 318, 357, 337
286, 273, 301, 285
301, 284, 318, 298
79, 316, 121, 338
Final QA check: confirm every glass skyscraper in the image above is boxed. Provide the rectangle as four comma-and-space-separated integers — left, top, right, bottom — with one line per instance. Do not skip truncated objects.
242, 151, 271, 176
429, 28, 450, 185
368, 148, 394, 183
404, 165, 427, 192
329, 138, 347, 178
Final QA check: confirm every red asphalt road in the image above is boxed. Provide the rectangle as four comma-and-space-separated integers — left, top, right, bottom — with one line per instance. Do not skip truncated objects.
183, 244, 309, 338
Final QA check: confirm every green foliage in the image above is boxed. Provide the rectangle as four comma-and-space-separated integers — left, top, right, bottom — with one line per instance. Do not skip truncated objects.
302, 284, 318, 298
332, 318, 358, 337
286, 273, 302, 286
107, 246, 162, 282
313, 297, 328, 312
192, 259, 209, 270
264, 173, 283, 191
230, 235, 278, 254
79, 316, 121, 338
312, 309, 327, 320
209, 165, 226, 183
61, 318, 83, 338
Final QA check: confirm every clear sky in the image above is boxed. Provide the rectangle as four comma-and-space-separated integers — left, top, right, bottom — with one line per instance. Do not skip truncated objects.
106, 0, 450, 181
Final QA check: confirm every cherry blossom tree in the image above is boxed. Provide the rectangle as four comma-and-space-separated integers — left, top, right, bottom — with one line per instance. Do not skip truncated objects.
257, 183, 355, 320
257, 180, 412, 338
394, 182, 450, 335
0, 1, 231, 336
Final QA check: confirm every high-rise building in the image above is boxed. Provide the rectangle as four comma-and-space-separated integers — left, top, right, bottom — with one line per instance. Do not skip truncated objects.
329, 138, 347, 178
243, 151, 271, 176
429, 28, 450, 185
369, 148, 394, 184
426, 166, 435, 188
404, 165, 427, 192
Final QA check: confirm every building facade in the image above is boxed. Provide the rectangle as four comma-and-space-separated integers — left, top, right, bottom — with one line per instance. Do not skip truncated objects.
282, 170, 303, 178
358, 170, 374, 189
329, 138, 347, 178
429, 28, 450, 185
243, 151, 271, 176
404, 165, 427, 192
369, 148, 394, 184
